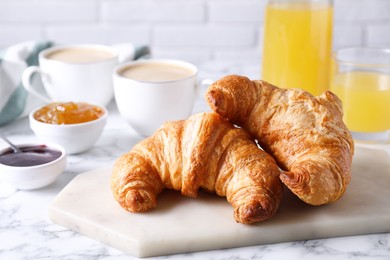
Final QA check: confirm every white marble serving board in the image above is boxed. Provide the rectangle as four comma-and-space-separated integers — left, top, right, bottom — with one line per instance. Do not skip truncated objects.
48, 147, 390, 258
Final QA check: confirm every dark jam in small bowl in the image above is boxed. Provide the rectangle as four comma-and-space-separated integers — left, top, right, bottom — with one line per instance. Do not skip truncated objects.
0, 145, 62, 167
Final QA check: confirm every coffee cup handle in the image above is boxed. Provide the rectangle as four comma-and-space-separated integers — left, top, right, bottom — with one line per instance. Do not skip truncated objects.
22, 66, 52, 103
200, 79, 214, 86
111, 43, 136, 63
197, 78, 214, 97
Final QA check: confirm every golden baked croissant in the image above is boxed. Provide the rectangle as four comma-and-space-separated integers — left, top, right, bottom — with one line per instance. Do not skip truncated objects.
206, 75, 354, 206
111, 112, 283, 224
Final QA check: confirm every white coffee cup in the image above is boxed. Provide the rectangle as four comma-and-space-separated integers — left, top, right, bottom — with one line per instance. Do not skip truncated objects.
22, 44, 131, 106
113, 59, 199, 136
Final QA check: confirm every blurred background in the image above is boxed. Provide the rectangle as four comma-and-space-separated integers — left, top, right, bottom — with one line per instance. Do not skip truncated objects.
0, 0, 389, 65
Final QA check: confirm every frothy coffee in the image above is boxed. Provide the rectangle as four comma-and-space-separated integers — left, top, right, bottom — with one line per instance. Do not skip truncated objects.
46, 47, 115, 63
120, 63, 194, 82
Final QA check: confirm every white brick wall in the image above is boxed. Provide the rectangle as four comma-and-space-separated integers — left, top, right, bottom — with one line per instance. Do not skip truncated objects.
0, 0, 97, 22
45, 25, 150, 45
101, 1, 205, 22
0, 0, 389, 64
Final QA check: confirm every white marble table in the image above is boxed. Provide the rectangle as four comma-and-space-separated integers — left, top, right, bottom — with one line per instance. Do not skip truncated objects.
1, 61, 389, 260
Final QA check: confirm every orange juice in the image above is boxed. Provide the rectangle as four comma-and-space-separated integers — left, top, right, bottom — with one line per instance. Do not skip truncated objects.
262, 1, 333, 96
331, 71, 390, 133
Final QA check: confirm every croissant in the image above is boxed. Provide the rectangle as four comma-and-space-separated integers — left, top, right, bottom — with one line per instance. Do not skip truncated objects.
206, 75, 354, 206
111, 112, 283, 224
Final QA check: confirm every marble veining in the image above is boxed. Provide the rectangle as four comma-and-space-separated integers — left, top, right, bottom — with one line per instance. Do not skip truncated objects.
47, 150, 390, 258
1, 61, 390, 260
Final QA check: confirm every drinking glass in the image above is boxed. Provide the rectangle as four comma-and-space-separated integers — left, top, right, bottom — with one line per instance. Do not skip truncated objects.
330, 47, 390, 144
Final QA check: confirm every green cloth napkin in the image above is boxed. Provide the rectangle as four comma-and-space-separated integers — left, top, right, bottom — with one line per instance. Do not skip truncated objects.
0, 41, 53, 126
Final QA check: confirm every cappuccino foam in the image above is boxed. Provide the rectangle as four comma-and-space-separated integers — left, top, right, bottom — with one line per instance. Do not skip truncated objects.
46, 47, 115, 63
120, 63, 194, 82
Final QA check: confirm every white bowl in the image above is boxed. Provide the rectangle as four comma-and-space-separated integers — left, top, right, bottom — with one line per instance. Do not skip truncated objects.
29, 105, 108, 154
0, 143, 67, 190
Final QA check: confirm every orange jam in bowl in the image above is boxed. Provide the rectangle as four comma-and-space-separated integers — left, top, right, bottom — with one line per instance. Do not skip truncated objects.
33, 102, 105, 125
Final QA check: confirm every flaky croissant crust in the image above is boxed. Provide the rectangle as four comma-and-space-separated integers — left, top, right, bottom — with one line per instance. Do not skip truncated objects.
111, 112, 283, 224
206, 75, 354, 206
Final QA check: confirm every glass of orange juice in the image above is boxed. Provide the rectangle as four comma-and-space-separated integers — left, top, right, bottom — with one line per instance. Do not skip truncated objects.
331, 47, 390, 143
262, 0, 333, 96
